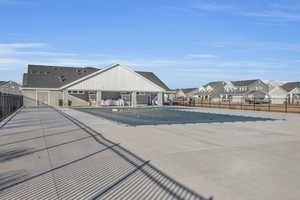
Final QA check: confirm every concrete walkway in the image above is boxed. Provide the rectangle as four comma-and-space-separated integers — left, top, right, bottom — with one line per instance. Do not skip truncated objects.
0, 107, 208, 200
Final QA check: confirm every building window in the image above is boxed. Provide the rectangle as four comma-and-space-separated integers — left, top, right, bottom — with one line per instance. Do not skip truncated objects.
78, 91, 84, 94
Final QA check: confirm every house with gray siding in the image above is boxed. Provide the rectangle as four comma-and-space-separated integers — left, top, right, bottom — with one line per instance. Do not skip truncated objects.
22, 64, 169, 107
0, 81, 21, 95
198, 81, 228, 103
269, 82, 300, 104
197, 79, 269, 103
175, 88, 198, 100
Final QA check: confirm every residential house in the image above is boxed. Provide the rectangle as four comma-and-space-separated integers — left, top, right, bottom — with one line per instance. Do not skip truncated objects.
229, 79, 269, 103
175, 88, 198, 100
197, 79, 269, 103
268, 86, 289, 104
0, 81, 22, 95
269, 82, 300, 104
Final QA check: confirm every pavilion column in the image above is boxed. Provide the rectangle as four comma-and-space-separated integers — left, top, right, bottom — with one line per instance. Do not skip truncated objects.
96, 90, 102, 107
131, 91, 137, 107
157, 92, 163, 106
63, 90, 69, 107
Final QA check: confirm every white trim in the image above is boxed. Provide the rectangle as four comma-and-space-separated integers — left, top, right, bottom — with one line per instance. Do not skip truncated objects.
121, 65, 166, 91
61, 63, 166, 91
60, 63, 119, 90
289, 87, 300, 94
22, 63, 167, 92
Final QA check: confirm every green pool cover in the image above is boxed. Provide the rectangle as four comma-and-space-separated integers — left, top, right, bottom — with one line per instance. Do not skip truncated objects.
76, 107, 275, 126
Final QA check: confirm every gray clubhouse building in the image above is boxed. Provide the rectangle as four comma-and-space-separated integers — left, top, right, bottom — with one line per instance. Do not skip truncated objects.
22, 64, 169, 107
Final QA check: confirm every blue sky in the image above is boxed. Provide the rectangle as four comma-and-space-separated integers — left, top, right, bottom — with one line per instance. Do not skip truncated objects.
0, 0, 300, 88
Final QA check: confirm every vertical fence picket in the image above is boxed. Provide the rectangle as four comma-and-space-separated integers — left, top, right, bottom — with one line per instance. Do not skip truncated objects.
0, 92, 23, 122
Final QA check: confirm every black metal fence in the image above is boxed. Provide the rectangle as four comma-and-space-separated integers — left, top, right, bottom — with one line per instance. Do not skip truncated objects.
174, 97, 300, 113
0, 92, 23, 122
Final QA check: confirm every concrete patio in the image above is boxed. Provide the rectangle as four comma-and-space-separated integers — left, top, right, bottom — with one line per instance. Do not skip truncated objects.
0, 107, 208, 200
63, 107, 300, 200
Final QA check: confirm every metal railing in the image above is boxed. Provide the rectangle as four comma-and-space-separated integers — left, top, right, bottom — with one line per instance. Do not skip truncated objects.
0, 92, 23, 122
174, 97, 300, 113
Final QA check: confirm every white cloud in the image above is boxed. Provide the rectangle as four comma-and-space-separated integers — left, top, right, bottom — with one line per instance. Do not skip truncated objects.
0, 58, 28, 64
242, 11, 300, 21
182, 2, 300, 22
95, 53, 114, 57
0, 43, 47, 55
212, 41, 300, 52
188, 54, 217, 58
16, 51, 78, 57
271, 3, 300, 11
0, 43, 77, 57
0, 43, 46, 49
193, 3, 234, 11
0, 0, 32, 5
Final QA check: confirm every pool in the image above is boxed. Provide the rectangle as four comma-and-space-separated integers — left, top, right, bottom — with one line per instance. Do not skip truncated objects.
76, 107, 274, 126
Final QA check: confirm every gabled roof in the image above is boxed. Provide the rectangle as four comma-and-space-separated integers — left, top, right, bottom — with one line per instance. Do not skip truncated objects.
135, 71, 169, 90
0, 81, 8, 86
281, 82, 300, 92
231, 79, 259, 87
23, 64, 99, 88
23, 64, 170, 91
204, 81, 226, 88
180, 88, 197, 94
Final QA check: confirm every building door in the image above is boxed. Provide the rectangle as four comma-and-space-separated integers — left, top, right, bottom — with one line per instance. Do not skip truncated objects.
37, 91, 49, 105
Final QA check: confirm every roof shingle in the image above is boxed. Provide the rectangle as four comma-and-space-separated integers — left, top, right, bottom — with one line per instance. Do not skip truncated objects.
0, 81, 8, 86
281, 82, 300, 92
23, 64, 169, 91
231, 79, 259, 87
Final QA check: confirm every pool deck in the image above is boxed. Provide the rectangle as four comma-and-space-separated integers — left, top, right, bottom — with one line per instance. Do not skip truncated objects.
64, 106, 300, 200
0, 107, 208, 200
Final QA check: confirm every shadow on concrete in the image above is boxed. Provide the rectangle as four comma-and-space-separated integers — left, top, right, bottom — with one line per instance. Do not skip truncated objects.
0, 128, 81, 147
0, 170, 29, 190
5, 120, 41, 126
0, 128, 79, 138
1, 123, 42, 130
0, 135, 92, 163
0, 148, 34, 163
0, 106, 212, 200
55, 107, 212, 200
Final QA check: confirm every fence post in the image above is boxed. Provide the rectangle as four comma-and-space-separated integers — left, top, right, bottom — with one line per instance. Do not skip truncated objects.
253, 97, 256, 111
0, 92, 23, 122
269, 98, 271, 112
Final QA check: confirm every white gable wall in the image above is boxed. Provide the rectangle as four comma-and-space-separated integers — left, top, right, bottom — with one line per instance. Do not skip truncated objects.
67, 65, 165, 92
224, 82, 236, 92
269, 86, 288, 104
